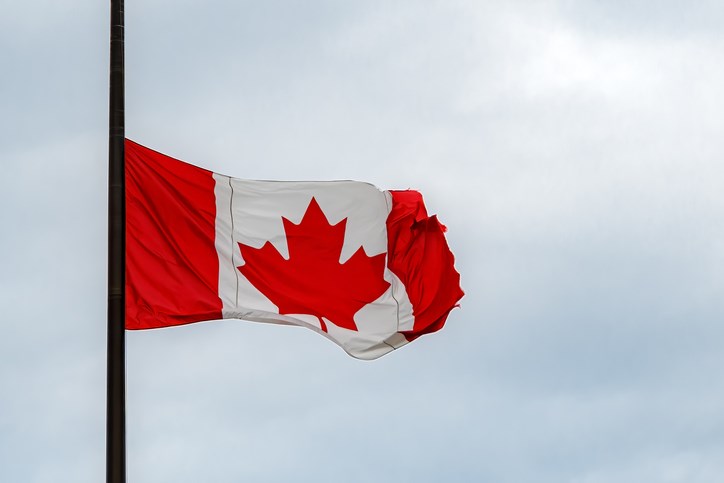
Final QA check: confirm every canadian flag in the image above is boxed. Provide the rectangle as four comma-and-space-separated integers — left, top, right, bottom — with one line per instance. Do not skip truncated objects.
125, 140, 463, 359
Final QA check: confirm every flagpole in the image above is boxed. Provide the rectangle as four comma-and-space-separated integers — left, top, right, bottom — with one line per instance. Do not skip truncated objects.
108, 0, 126, 482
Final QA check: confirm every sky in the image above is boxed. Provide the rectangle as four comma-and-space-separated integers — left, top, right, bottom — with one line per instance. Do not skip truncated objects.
1, 0, 724, 481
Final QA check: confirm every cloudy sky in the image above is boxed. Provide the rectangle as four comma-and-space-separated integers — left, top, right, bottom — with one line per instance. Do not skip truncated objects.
2, 1, 724, 481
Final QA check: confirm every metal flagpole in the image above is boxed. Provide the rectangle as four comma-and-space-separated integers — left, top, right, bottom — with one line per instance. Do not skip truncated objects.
107, 0, 126, 481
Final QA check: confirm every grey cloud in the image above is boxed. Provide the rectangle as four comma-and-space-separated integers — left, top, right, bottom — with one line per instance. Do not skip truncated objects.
2, 1, 724, 482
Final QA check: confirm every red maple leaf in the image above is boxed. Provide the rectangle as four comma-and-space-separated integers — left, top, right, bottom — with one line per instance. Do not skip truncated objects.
237, 197, 390, 332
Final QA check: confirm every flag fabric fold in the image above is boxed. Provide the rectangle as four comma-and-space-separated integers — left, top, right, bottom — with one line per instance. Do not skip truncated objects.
125, 139, 463, 359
